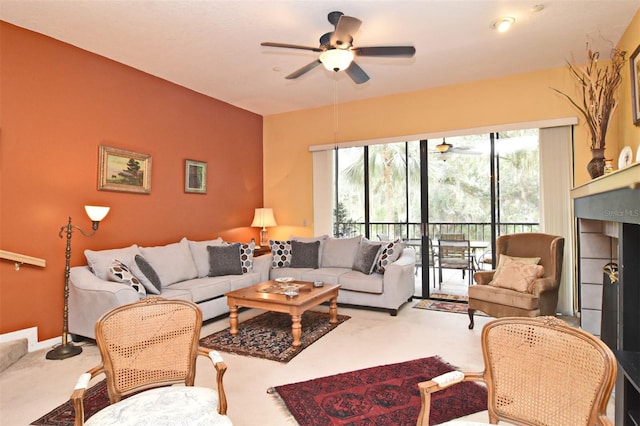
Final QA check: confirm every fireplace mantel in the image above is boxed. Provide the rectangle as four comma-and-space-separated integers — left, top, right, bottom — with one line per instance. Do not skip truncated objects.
571, 162, 640, 225
572, 162, 640, 199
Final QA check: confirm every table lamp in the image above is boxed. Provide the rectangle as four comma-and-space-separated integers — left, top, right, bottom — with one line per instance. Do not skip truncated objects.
251, 208, 276, 247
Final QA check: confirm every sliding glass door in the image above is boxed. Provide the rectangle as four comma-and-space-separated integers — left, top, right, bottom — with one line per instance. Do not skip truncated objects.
334, 129, 540, 300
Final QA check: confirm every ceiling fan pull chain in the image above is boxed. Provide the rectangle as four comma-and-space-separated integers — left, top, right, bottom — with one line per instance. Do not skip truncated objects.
333, 74, 339, 148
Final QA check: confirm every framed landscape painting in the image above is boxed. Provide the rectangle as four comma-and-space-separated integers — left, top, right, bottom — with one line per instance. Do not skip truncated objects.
98, 145, 151, 194
185, 159, 207, 194
632, 44, 640, 126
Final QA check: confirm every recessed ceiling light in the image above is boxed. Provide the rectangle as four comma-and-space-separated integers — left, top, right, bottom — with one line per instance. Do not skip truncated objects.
492, 17, 515, 33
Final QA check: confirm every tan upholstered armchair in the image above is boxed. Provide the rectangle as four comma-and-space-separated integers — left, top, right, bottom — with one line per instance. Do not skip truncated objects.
417, 317, 616, 426
467, 232, 564, 330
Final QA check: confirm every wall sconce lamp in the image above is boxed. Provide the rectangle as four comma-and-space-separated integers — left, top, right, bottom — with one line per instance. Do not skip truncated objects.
46, 205, 110, 360
251, 208, 277, 247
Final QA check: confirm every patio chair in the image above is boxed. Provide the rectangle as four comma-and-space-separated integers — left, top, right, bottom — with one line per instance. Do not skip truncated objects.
416, 316, 616, 426
71, 297, 232, 425
437, 238, 473, 287
468, 232, 564, 330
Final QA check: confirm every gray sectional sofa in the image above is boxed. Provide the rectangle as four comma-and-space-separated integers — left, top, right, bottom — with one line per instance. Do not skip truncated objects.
68, 235, 416, 340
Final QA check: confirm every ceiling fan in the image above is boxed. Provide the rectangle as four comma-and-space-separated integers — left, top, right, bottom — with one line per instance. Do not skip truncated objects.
432, 139, 481, 156
260, 11, 416, 84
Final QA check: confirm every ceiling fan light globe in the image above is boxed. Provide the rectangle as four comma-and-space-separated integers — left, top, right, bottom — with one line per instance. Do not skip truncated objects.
435, 142, 450, 153
319, 49, 354, 72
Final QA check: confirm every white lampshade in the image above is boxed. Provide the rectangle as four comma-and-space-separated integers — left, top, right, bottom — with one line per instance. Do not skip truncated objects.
319, 49, 355, 72
251, 208, 277, 229
84, 205, 110, 222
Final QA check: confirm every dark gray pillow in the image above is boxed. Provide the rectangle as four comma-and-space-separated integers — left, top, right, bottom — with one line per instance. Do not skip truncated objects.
133, 254, 162, 294
353, 240, 382, 274
290, 240, 320, 269
208, 244, 243, 277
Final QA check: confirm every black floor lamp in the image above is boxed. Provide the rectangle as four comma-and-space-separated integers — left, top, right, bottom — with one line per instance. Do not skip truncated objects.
46, 205, 110, 360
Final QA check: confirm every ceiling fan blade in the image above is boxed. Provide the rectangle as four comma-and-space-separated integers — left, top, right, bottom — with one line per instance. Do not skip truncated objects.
285, 60, 322, 79
353, 46, 416, 57
261, 42, 323, 52
331, 15, 362, 47
345, 61, 370, 84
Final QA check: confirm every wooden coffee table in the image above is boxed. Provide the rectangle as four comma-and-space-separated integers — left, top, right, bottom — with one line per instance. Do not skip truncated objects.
225, 280, 340, 348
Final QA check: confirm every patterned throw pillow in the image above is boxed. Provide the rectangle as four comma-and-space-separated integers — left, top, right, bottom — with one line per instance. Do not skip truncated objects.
107, 260, 146, 296
490, 257, 545, 293
270, 240, 292, 268
375, 239, 404, 273
239, 241, 255, 273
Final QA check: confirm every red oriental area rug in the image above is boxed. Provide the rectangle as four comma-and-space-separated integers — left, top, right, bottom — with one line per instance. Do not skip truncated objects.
269, 356, 488, 425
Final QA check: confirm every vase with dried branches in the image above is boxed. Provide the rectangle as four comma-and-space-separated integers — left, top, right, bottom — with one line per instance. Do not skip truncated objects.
552, 42, 626, 178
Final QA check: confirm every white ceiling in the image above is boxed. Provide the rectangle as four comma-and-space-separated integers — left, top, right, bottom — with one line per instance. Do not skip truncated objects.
1, 1, 638, 116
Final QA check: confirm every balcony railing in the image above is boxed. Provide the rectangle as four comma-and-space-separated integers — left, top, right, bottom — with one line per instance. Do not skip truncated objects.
335, 222, 539, 242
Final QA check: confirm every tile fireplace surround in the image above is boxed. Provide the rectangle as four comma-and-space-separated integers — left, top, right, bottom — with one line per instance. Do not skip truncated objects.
571, 162, 640, 425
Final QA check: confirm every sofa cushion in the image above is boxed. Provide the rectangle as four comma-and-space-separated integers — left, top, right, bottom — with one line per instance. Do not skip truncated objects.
139, 238, 198, 286
490, 257, 544, 293
107, 260, 146, 296
339, 270, 384, 294
321, 236, 362, 268
469, 284, 539, 310
300, 268, 351, 284
270, 267, 312, 281
169, 277, 230, 303
353, 239, 382, 274
188, 237, 225, 278
291, 235, 328, 265
270, 240, 292, 268
85, 244, 141, 281
208, 243, 243, 277
375, 239, 404, 273
290, 240, 320, 269
129, 254, 162, 294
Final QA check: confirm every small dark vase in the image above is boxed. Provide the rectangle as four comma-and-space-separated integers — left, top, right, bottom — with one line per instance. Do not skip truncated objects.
587, 148, 606, 179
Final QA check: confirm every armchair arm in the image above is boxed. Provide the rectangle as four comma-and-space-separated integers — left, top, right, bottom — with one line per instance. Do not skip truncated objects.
71, 366, 105, 426
530, 276, 557, 295
198, 347, 228, 415
473, 270, 495, 285
417, 371, 485, 426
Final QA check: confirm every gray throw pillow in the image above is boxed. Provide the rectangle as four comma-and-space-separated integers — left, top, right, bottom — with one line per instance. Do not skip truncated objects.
208, 243, 243, 277
130, 254, 162, 294
353, 240, 382, 274
290, 240, 320, 269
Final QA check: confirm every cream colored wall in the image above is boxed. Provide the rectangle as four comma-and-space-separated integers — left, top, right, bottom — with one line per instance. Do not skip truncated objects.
263, 10, 640, 237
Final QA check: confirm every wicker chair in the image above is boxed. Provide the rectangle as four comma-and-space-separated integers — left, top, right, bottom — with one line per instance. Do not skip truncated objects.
416, 317, 616, 426
71, 297, 231, 425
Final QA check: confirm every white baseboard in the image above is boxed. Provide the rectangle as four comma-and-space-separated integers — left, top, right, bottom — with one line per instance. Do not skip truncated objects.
0, 327, 60, 352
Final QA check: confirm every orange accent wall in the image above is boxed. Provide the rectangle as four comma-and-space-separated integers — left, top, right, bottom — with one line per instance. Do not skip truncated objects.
0, 22, 264, 340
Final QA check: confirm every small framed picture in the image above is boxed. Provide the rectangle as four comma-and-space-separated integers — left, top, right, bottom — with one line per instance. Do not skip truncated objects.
98, 145, 151, 194
631, 44, 640, 126
185, 159, 207, 194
